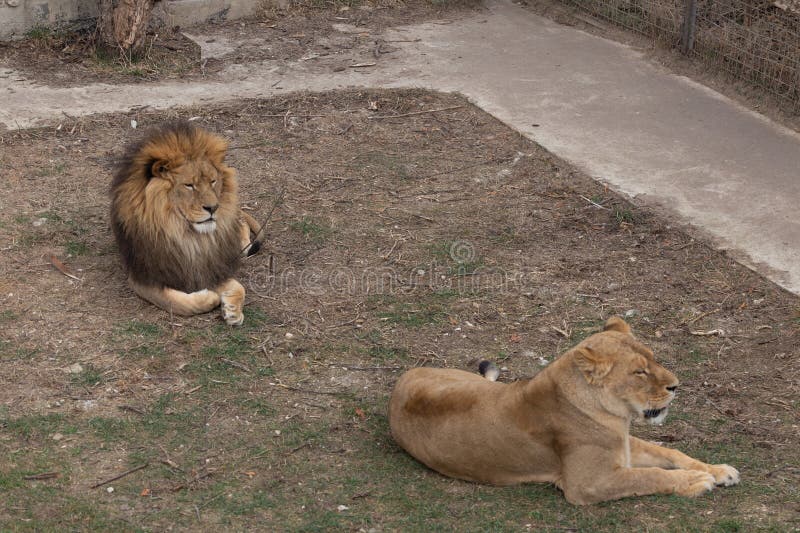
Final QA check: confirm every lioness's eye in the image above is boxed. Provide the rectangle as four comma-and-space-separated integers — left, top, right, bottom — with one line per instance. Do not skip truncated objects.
211, 180, 217, 186
634, 369, 648, 376
184, 184, 194, 190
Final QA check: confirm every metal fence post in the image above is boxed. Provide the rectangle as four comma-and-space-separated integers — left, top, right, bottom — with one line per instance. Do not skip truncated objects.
681, 0, 698, 54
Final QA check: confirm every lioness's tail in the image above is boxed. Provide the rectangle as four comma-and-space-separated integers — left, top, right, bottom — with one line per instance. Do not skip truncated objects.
478, 360, 500, 382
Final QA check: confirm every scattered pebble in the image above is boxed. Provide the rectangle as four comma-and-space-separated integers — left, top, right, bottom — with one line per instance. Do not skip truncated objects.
107, 486, 114, 493
337, 505, 349, 512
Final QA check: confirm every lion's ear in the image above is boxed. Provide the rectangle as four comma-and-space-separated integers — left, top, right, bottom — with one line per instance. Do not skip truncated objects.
149, 159, 172, 180
603, 316, 632, 336
574, 347, 613, 385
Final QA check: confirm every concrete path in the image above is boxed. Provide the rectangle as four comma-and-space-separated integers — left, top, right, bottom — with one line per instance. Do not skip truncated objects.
2, 0, 799, 294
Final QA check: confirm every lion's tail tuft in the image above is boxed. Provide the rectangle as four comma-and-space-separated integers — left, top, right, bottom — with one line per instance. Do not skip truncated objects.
246, 240, 262, 257
478, 360, 500, 382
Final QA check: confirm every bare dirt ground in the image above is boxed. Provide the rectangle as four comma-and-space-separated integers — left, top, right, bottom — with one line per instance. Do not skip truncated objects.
0, 0, 475, 88
1, 1, 799, 530
1, 87, 798, 530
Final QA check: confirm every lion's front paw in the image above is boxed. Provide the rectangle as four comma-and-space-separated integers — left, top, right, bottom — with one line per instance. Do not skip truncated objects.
708, 464, 740, 487
674, 470, 716, 498
221, 302, 244, 326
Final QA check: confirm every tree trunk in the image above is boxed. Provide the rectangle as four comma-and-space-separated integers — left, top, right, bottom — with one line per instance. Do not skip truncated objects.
96, 0, 154, 59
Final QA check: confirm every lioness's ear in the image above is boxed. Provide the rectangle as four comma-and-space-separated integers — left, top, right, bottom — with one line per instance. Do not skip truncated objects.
574, 347, 613, 385
603, 316, 632, 336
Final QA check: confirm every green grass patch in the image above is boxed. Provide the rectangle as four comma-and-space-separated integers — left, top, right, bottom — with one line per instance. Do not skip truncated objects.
613, 206, 636, 224
378, 302, 446, 328
355, 151, 411, 180
1, 412, 76, 441
367, 345, 408, 362
428, 239, 484, 276
24, 25, 53, 41
64, 240, 89, 256
569, 319, 605, 344
290, 216, 332, 242
69, 363, 105, 388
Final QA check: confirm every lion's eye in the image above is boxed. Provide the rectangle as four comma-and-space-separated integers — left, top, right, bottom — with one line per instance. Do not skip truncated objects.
634, 369, 648, 376
184, 184, 194, 190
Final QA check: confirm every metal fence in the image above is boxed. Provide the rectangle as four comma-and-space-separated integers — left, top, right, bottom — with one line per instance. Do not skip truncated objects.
559, 0, 800, 112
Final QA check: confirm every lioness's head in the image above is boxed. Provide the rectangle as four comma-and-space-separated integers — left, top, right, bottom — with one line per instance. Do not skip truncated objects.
126, 121, 238, 235
573, 317, 678, 425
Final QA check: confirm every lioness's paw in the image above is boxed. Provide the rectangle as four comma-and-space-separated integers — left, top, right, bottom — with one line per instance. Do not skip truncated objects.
708, 464, 740, 486
675, 471, 715, 497
221, 303, 244, 326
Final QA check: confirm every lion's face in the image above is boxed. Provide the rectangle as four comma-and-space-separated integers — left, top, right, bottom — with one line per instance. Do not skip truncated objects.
574, 317, 678, 425
153, 157, 229, 234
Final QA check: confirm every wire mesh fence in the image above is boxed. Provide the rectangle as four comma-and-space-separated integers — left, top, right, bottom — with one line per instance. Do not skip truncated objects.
558, 0, 800, 112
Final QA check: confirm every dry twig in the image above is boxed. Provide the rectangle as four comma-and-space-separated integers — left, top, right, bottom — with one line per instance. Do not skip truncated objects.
90, 463, 149, 489
369, 105, 464, 120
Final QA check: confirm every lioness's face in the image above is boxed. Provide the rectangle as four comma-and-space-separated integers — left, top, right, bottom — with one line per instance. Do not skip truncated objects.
602, 335, 678, 425
577, 319, 679, 425
164, 158, 228, 234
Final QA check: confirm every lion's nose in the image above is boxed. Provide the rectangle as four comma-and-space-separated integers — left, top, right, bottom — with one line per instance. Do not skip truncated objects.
204, 204, 219, 215
666, 385, 678, 392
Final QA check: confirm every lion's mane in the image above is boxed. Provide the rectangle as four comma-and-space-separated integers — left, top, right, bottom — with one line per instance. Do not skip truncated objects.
110, 122, 242, 293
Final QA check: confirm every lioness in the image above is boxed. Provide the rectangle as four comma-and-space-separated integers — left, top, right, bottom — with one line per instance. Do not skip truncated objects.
389, 317, 739, 504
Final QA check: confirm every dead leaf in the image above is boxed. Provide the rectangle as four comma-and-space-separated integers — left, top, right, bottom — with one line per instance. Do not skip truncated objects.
50, 255, 81, 281
140, 488, 151, 497
355, 408, 366, 420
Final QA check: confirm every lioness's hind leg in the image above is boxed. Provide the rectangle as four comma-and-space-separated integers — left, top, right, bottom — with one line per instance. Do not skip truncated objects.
216, 278, 245, 326
239, 212, 262, 257
129, 278, 221, 316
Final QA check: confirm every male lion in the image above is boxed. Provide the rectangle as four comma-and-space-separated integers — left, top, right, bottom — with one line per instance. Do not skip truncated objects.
389, 317, 740, 504
110, 122, 262, 325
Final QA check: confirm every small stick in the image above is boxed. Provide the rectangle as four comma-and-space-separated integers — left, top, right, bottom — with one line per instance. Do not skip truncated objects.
24, 472, 59, 480
272, 382, 342, 396
240, 186, 286, 255
382, 240, 400, 261
220, 358, 251, 373
90, 463, 149, 489
326, 316, 360, 329
285, 442, 312, 455
684, 309, 720, 325
349, 62, 377, 68
579, 195, 610, 210
369, 105, 464, 120
332, 365, 403, 371
118, 405, 145, 415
